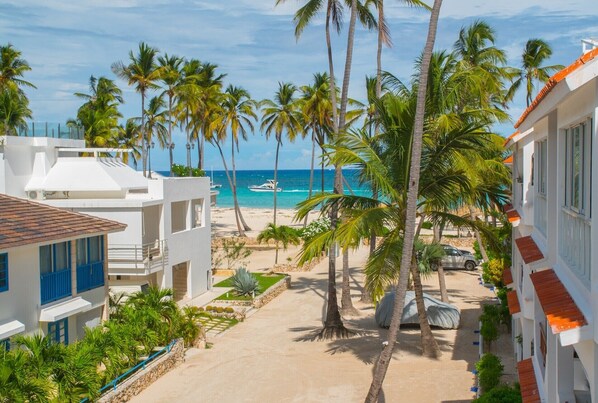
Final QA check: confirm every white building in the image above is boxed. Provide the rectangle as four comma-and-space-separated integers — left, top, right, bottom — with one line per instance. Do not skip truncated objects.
0, 134, 212, 302
0, 193, 126, 346
505, 45, 598, 402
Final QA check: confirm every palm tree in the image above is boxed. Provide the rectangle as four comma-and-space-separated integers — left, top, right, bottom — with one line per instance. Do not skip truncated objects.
261, 82, 303, 226
510, 39, 564, 106
158, 54, 184, 176
112, 42, 162, 177
0, 44, 36, 91
135, 95, 169, 176
0, 87, 32, 135
257, 223, 301, 265
0, 348, 52, 402
117, 119, 142, 168
217, 85, 258, 235
419, 241, 448, 302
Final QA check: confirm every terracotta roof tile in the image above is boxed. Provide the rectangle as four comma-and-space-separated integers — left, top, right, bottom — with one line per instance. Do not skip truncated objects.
507, 290, 521, 315
515, 48, 598, 129
503, 268, 514, 285
502, 203, 514, 213
530, 269, 587, 333
503, 155, 513, 164
515, 236, 544, 264
504, 131, 519, 146
0, 194, 126, 251
507, 209, 521, 223
517, 358, 541, 403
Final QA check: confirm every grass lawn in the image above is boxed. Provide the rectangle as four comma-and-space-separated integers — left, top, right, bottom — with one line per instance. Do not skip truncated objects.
213, 273, 286, 301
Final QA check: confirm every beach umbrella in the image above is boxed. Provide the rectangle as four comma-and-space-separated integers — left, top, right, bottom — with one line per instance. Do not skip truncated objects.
375, 291, 460, 329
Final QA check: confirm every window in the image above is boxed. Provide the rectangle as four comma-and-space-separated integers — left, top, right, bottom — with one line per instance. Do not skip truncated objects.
48, 318, 68, 345
0, 253, 7, 292
564, 121, 592, 215
40, 242, 70, 274
0, 338, 9, 352
76, 236, 104, 293
192, 198, 204, 228
537, 140, 547, 195
39, 242, 72, 305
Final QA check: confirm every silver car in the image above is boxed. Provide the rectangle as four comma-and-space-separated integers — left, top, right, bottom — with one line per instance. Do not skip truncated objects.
432, 244, 479, 271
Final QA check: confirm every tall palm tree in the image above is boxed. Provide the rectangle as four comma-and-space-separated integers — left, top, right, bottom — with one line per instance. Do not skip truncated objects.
117, 119, 142, 168
367, 0, 443, 397
217, 85, 258, 235
0, 44, 36, 91
112, 42, 162, 177
135, 95, 169, 176
509, 39, 564, 106
158, 54, 184, 176
261, 82, 303, 226
0, 87, 32, 135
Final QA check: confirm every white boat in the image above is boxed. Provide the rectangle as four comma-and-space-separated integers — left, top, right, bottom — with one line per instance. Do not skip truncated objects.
248, 179, 282, 192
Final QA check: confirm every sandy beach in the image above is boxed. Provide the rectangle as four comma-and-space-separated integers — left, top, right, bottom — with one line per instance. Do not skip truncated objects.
131, 207, 511, 402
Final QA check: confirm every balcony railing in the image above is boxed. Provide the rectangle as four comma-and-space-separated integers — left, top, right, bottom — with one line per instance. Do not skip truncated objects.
559, 209, 591, 285
14, 122, 84, 140
77, 261, 105, 293
535, 194, 547, 236
40, 269, 72, 305
107, 240, 168, 276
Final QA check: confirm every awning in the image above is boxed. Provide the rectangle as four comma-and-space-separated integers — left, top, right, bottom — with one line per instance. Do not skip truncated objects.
503, 268, 514, 285
530, 269, 587, 334
507, 290, 521, 315
517, 358, 541, 403
515, 236, 544, 264
507, 209, 521, 224
39, 297, 91, 322
0, 320, 25, 339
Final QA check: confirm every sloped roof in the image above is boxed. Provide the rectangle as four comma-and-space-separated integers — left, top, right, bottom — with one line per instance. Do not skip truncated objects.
503, 155, 513, 164
0, 194, 126, 250
515, 236, 544, 264
503, 268, 514, 285
503, 131, 519, 147
507, 209, 521, 223
517, 358, 541, 403
507, 290, 521, 315
515, 47, 598, 129
25, 157, 148, 193
530, 268, 587, 334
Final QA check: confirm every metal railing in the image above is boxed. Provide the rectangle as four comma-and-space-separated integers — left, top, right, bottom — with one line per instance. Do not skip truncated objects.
107, 240, 168, 276
76, 261, 105, 293
40, 269, 72, 305
14, 122, 84, 140
559, 209, 591, 284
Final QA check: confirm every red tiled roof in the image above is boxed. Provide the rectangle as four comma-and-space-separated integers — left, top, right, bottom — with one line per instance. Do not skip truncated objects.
507, 290, 521, 315
515, 236, 544, 264
503, 155, 513, 164
517, 358, 541, 403
503, 131, 519, 147
503, 268, 514, 285
502, 203, 514, 213
507, 209, 521, 223
0, 194, 126, 251
530, 268, 587, 333
515, 48, 598, 129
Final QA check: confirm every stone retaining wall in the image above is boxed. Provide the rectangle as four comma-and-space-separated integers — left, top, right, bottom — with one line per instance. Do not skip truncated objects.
98, 339, 185, 403
252, 275, 291, 309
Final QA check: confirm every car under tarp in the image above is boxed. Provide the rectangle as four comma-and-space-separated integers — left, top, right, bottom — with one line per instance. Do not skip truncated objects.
375, 290, 460, 329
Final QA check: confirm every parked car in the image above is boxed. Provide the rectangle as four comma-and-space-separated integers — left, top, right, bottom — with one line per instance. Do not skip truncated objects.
431, 244, 479, 271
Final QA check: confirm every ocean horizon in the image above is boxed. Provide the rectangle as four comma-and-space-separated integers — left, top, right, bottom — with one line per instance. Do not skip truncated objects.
157, 169, 370, 209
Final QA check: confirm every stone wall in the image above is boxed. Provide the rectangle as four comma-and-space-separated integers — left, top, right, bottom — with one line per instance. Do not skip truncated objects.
252, 275, 290, 309
98, 339, 185, 403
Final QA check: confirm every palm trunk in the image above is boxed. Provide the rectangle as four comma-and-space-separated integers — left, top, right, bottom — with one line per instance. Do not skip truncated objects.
361, 184, 378, 303
168, 94, 174, 176
232, 139, 251, 232
304, 130, 316, 227
186, 115, 191, 174
321, 146, 325, 192
197, 133, 202, 169
366, 1, 443, 400
341, 248, 357, 315
376, 0, 383, 99
275, 242, 279, 265
469, 206, 489, 262
141, 91, 147, 177
410, 257, 441, 358
273, 138, 280, 226
437, 263, 449, 303
325, 3, 339, 135
215, 141, 245, 237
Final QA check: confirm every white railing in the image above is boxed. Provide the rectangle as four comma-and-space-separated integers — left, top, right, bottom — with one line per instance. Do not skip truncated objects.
535, 195, 547, 236
559, 210, 591, 284
107, 240, 168, 276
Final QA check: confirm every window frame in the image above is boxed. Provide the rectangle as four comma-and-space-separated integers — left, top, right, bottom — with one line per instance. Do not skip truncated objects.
0, 253, 7, 293
563, 119, 592, 217
40, 242, 71, 275
0, 338, 9, 352
48, 318, 68, 345
536, 139, 547, 196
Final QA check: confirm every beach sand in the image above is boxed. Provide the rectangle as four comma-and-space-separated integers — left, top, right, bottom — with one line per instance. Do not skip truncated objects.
131, 207, 512, 402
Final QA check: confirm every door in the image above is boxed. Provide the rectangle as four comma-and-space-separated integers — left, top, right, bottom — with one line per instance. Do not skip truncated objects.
172, 262, 189, 301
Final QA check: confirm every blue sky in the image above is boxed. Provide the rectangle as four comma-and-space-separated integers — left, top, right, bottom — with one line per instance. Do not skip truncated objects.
1, 0, 596, 170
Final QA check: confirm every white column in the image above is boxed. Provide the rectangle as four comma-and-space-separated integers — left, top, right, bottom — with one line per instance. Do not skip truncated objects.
556, 342, 575, 402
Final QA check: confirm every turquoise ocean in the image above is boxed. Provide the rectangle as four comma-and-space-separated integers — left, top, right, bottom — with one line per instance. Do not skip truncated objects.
158, 169, 369, 209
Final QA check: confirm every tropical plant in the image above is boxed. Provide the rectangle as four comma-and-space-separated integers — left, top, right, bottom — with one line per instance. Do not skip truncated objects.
480, 304, 501, 351
0, 43, 36, 92
476, 353, 504, 393
112, 42, 163, 177
213, 238, 253, 270
473, 384, 522, 403
261, 82, 303, 226
116, 119, 142, 167
134, 95, 169, 176
257, 223, 301, 265
171, 163, 205, 177
482, 258, 505, 286
230, 268, 259, 297
417, 241, 448, 302
158, 54, 184, 175
0, 86, 32, 135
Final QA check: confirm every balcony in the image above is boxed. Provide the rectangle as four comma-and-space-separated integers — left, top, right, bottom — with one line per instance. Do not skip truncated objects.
559, 209, 591, 284
40, 269, 72, 305
15, 122, 84, 140
77, 261, 105, 293
107, 240, 168, 277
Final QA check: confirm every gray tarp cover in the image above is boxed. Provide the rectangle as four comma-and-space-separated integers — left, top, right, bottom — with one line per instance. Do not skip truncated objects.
375, 291, 461, 329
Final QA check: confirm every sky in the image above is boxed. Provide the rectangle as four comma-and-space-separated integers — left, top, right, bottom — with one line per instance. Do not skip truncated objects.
1, 0, 597, 171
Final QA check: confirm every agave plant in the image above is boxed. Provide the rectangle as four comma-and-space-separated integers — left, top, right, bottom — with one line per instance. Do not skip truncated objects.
231, 268, 259, 297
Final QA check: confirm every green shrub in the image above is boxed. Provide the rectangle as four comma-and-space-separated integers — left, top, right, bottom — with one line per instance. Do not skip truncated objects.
225, 307, 234, 313
216, 307, 224, 313
473, 384, 521, 402
480, 305, 501, 350
473, 240, 483, 260
205, 305, 214, 311
421, 221, 433, 230
171, 163, 205, 177
299, 217, 331, 243
482, 258, 505, 286
476, 353, 504, 393
198, 307, 204, 312
213, 238, 252, 270
231, 268, 259, 297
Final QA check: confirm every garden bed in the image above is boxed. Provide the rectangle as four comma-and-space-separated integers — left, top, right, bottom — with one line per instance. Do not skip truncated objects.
213, 273, 290, 308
